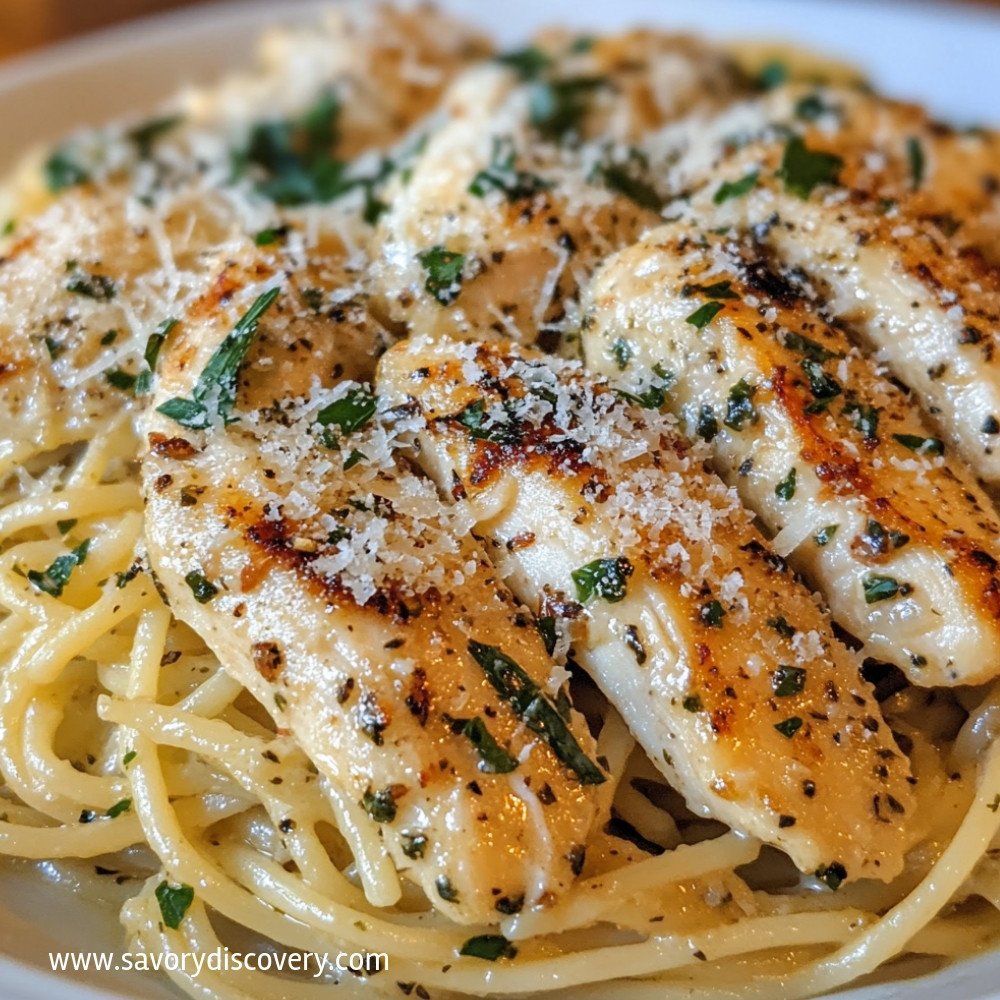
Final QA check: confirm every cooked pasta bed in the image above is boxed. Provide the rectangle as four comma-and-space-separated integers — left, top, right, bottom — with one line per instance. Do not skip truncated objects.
2, 4, 1000, 999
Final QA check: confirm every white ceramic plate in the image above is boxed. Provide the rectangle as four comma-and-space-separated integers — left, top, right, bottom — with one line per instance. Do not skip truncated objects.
1, 1, 999, 997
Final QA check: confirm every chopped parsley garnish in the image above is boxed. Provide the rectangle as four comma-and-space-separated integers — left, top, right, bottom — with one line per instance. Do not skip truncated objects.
529, 76, 607, 142
156, 287, 279, 429
572, 557, 633, 603
767, 615, 796, 638
801, 359, 841, 409
1, 219, 13, 237
239, 90, 347, 205
104, 368, 138, 392
459, 935, 517, 961
685, 301, 725, 329
495, 46, 552, 80
455, 399, 521, 445
462, 717, 518, 773
254, 226, 287, 246
814, 524, 839, 546
772, 666, 806, 697
127, 114, 182, 158
317, 387, 377, 447
536, 616, 558, 656
469, 136, 551, 201
892, 433, 944, 456
756, 60, 789, 90
783, 332, 838, 362
682, 694, 704, 712
862, 520, 909, 554
362, 786, 397, 823
100, 329, 118, 346
435, 875, 459, 902
44, 337, 66, 360
683, 279, 739, 300
795, 94, 834, 121
724, 378, 758, 430
184, 571, 218, 604
615, 364, 674, 410
843, 401, 880, 442
122, 750, 137, 766
775, 467, 797, 501
778, 136, 844, 199
467, 641, 605, 784
401, 833, 427, 859
713, 170, 759, 205
155, 881, 194, 930
44, 147, 89, 192
106, 798, 132, 818
699, 600, 726, 629
27, 539, 90, 598
774, 716, 803, 739
57, 519, 77, 535
418, 245, 466, 305
342, 449, 366, 471
134, 317, 178, 396
695, 404, 719, 442
815, 862, 847, 890
65, 263, 116, 301
592, 149, 662, 210
611, 337, 633, 370
906, 137, 925, 190
863, 574, 902, 604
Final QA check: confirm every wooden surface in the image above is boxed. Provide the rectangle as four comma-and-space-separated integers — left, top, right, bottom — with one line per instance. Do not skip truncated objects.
1, 0, 999, 60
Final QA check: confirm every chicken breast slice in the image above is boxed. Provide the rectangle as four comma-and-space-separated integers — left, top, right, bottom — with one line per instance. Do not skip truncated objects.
378, 337, 915, 886
641, 83, 1000, 491
370, 31, 743, 350
140, 245, 603, 924
583, 222, 1000, 685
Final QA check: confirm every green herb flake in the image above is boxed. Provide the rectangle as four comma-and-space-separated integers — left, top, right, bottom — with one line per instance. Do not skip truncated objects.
767, 615, 796, 638
469, 135, 552, 201
418, 245, 466, 305
44, 337, 66, 360
801, 359, 841, 408
756, 60, 788, 90
106, 798, 132, 818
362, 786, 397, 823
795, 94, 834, 121
783, 331, 838, 362
155, 881, 195, 930
774, 716, 803, 739
724, 378, 758, 430
436, 875, 459, 902
772, 666, 806, 697
462, 717, 518, 774
778, 136, 844, 199
65, 265, 116, 301
713, 170, 759, 205
699, 600, 726, 629
536, 616, 557, 656
611, 337, 633, 370
56, 519, 77, 535
104, 368, 137, 393
843, 401, 880, 442
863, 574, 903, 604
157, 288, 279, 429
44, 147, 90, 193
455, 399, 520, 445
128, 115, 182, 158
893, 433, 944, 456
460, 935, 518, 961
815, 862, 847, 890
1, 219, 15, 237
814, 524, 839, 546
317, 386, 377, 441
467, 641, 605, 785
682, 694, 704, 712
122, 750, 137, 766
27, 539, 90, 598
686, 301, 725, 329
906, 137, 925, 190
683, 279, 739, 300
592, 150, 662, 210
495, 47, 553, 80
695, 404, 719, 442
529, 76, 607, 142
572, 557, 633, 604
100, 329, 118, 346
401, 833, 428, 859
184, 571, 218, 604
775, 467, 797, 501
254, 226, 287, 246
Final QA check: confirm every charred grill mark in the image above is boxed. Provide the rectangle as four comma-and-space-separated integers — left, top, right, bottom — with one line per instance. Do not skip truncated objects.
405, 667, 431, 726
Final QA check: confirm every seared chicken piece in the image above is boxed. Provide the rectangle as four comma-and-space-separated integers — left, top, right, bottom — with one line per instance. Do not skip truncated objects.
371, 31, 743, 349
140, 246, 603, 924
378, 337, 915, 885
642, 84, 1000, 491
583, 223, 1000, 685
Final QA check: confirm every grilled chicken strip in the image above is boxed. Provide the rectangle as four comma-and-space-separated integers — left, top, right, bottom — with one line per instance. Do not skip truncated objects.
583, 223, 1000, 685
370, 31, 743, 350
378, 337, 915, 886
140, 245, 603, 924
641, 83, 1000, 491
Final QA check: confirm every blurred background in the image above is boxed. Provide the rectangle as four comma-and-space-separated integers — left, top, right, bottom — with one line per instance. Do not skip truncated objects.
1, 0, 998, 59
